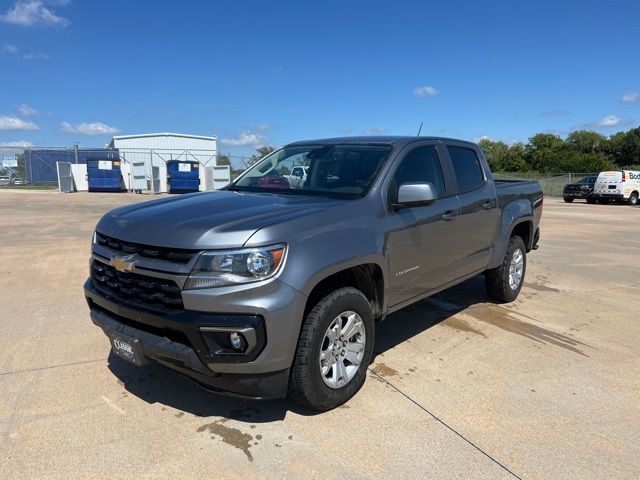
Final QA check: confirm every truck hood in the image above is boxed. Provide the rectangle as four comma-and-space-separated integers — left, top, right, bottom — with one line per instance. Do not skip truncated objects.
96, 190, 345, 249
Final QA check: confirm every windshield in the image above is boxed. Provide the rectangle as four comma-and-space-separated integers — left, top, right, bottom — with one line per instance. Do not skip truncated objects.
578, 176, 596, 184
228, 144, 393, 199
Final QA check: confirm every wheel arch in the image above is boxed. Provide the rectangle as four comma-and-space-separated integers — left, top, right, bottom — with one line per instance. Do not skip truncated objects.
303, 262, 385, 322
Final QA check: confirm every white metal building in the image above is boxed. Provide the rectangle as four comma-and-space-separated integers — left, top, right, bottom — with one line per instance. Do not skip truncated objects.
108, 132, 219, 193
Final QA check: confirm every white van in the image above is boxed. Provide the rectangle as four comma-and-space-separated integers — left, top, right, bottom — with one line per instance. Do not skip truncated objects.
593, 170, 640, 205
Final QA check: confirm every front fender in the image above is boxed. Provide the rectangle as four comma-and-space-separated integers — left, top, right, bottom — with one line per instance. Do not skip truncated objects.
278, 226, 386, 297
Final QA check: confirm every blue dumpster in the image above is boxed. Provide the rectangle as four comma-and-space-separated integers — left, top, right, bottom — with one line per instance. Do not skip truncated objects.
87, 158, 123, 192
167, 161, 200, 193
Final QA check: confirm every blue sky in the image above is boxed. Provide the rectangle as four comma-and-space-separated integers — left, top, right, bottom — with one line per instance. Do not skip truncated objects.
0, 0, 639, 156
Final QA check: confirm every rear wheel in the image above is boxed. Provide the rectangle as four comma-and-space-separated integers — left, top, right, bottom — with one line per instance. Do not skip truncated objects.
563, 197, 574, 203
586, 196, 596, 204
485, 235, 526, 303
628, 192, 638, 206
288, 287, 374, 410
599, 198, 609, 204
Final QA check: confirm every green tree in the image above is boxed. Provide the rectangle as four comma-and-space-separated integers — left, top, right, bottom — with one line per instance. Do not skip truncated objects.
504, 143, 529, 171
247, 146, 276, 167
565, 130, 607, 154
602, 127, 640, 167
478, 139, 510, 171
524, 133, 565, 172
216, 153, 231, 166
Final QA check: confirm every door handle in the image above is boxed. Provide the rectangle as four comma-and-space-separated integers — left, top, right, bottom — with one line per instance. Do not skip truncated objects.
482, 200, 496, 209
442, 210, 458, 221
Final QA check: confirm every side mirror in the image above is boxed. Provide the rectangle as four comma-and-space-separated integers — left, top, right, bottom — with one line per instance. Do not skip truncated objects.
393, 182, 437, 210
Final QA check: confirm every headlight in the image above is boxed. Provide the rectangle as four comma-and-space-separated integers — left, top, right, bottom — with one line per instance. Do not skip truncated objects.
184, 244, 286, 289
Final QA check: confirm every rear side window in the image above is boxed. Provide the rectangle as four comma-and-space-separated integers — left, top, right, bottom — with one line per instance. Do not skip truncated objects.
448, 146, 484, 193
389, 146, 446, 203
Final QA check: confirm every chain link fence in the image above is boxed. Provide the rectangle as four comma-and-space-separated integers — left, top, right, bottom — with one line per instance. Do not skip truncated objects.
0, 145, 252, 191
0, 144, 601, 197
493, 172, 598, 197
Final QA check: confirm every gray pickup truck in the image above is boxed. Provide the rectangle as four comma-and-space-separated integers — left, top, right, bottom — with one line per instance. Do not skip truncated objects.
85, 136, 542, 410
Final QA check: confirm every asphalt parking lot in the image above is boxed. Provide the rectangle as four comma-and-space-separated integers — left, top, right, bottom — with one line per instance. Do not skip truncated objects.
1, 190, 639, 479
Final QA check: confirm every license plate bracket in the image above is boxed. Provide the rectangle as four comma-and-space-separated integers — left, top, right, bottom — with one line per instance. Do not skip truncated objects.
109, 333, 147, 366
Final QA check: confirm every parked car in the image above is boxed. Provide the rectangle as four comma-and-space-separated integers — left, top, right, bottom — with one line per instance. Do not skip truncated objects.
563, 176, 597, 203
11, 177, 24, 185
85, 136, 543, 410
592, 170, 640, 205
284, 166, 308, 188
0, 176, 10, 186
253, 172, 290, 189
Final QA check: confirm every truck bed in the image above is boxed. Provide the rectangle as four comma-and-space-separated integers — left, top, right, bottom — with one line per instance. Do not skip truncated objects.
494, 179, 542, 209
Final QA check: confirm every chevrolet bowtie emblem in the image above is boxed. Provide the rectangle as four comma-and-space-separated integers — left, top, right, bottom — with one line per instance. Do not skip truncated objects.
111, 253, 140, 272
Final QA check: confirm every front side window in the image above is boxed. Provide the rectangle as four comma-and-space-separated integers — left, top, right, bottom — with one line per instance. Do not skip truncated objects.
388, 146, 445, 203
448, 146, 484, 193
230, 144, 392, 199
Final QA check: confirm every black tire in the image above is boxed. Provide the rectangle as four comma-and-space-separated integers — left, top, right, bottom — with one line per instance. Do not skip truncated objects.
288, 287, 375, 411
586, 196, 596, 204
628, 192, 639, 206
563, 197, 574, 203
599, 198, 609, 204
485, 235, 527, 303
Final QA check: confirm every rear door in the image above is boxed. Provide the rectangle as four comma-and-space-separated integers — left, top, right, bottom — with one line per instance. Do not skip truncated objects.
595, 171, 622, 196
385, 142, 468, 306
444, 143, 499, 273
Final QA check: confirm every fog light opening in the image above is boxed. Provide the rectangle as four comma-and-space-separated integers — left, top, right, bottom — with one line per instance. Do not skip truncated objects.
229, 332, 246, 351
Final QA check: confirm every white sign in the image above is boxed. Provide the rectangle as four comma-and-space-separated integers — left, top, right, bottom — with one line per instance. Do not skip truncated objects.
98, 160, 112, 170
178, 163, 192, 172
1, 155, 18, 167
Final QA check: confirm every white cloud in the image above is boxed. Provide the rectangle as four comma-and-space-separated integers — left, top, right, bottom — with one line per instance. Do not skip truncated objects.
2, 43, 18, 53
23, 51, 48, 60
595, 115, 621, 127
220, 131, 268, 147
61, 121, 120, 135
621, 91, 639, 103
580, 114, 629, 130
363, 127, 386, 135
413, 85, 438, 97
18, 104, 37, 116
254, 124, 272, 132
0, 0, 70, 27
0, 115, 39, 131
0, 140, 33, 147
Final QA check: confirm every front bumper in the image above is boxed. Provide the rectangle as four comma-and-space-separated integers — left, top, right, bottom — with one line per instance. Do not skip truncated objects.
84, 276, 306, 399
563, 190, 590, 198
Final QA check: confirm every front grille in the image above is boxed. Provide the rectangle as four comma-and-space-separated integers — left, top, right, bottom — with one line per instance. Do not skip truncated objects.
95, 232, 196, 264
91, 260, 184, 310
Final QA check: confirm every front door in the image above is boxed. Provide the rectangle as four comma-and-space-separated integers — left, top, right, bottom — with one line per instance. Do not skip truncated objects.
386, 144, 468, 307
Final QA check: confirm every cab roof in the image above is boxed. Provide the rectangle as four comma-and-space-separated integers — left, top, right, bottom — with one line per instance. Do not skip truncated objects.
285, 136, 478, 148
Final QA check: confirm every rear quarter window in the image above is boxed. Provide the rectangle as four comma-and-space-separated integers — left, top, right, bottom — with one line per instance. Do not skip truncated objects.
447, 146, 485, 193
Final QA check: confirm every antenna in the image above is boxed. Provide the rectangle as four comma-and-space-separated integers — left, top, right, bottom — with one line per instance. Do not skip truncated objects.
416, 122, 423, 136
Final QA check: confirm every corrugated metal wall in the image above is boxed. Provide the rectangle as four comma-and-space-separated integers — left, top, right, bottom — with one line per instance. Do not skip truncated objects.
25, 148, 120, 184
111, 135, 217, 193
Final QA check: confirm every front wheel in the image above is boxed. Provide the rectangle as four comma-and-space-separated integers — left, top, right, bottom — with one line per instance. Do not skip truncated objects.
563, 197, 574, 203
288, 287, 374, 411
586, 196, 596, 204
485, 235, 527, 303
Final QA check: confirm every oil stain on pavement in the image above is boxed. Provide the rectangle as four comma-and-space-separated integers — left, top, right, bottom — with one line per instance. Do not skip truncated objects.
197, 419, 255, 461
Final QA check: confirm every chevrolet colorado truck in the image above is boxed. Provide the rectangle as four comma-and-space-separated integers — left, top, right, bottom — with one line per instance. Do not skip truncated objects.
85, 136, 542, 410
